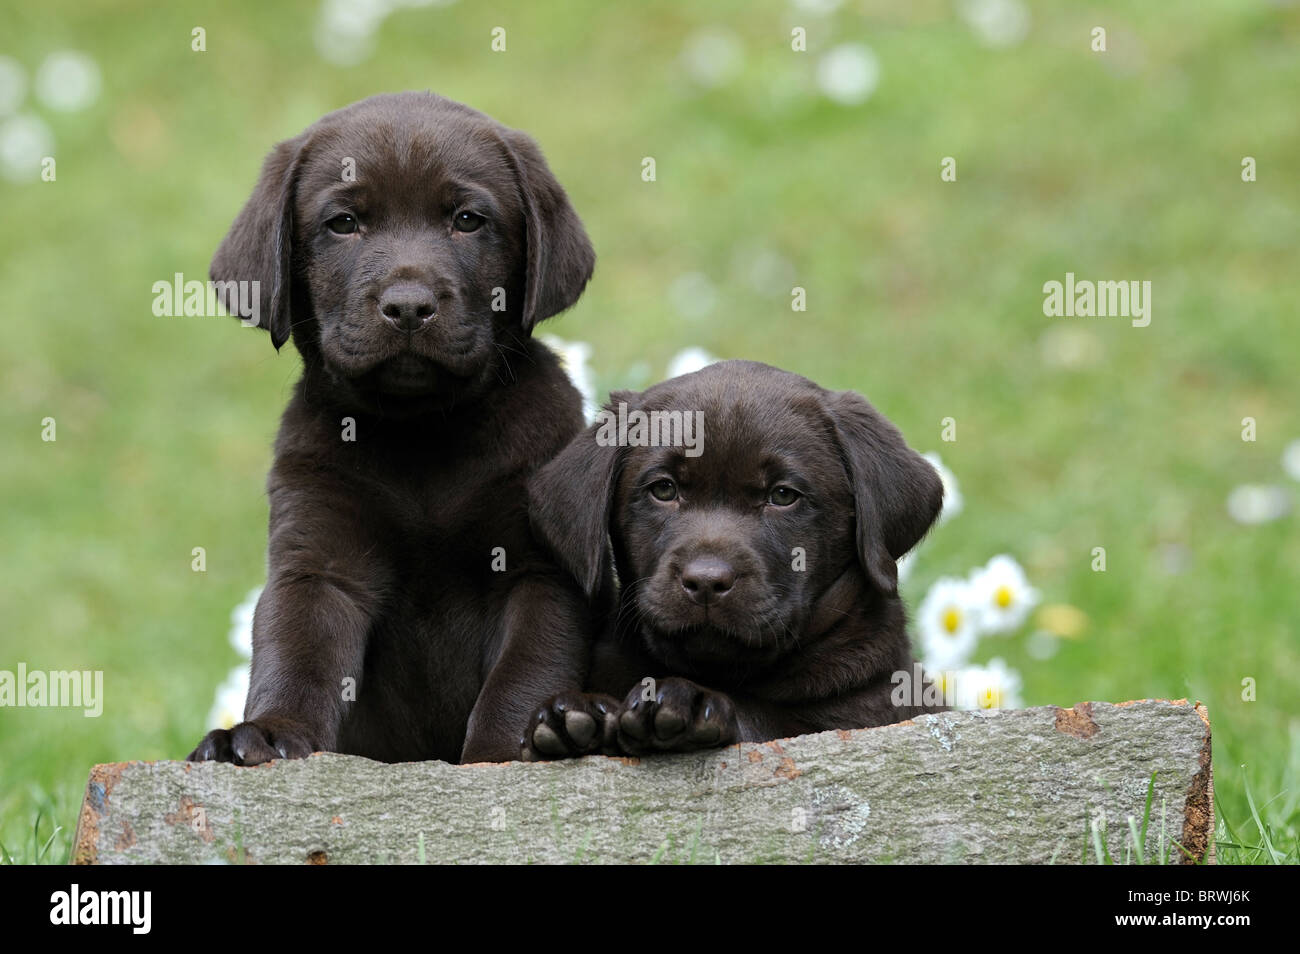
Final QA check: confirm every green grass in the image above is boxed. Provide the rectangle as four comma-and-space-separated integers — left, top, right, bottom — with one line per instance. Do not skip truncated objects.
1081, 772, 1193, 865
0, 785, 71, 865
1, 0, 1297, 863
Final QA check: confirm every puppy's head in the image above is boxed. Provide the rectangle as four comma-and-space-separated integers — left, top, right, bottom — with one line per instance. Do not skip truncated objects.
530, 361, 943, 676
211, 91, 594, 413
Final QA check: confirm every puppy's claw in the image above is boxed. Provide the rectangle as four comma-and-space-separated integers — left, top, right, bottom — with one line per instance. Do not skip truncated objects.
189, 718, 315, 766
187, 727, 234, 763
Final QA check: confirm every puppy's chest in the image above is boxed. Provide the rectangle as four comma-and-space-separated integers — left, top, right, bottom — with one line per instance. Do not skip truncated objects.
355, 451, 524, 548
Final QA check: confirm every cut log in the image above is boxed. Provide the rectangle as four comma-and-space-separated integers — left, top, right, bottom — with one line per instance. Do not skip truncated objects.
73, 699, 1212, 864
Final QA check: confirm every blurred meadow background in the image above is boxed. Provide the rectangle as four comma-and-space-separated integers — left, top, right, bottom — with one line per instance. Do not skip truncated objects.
0, 0, 1297, 863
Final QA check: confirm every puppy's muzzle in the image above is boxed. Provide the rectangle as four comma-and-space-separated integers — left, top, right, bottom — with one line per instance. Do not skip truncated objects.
679, 556, 737, 606
379, 281, 436, 333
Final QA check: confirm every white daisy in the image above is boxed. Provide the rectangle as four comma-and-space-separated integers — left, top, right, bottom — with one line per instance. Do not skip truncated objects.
922, 451, 962, 524
815, 43, 880, 106
314, 0, 392, 66
958, 0, 1030, 50
227, 586, 261, 658
1282, 440, 1300, 483
206, 665, 250, 731
540, 336, 598, 422
1226, 484, 1291, 525
666, 347, 720, 379
0, 113, 54, 184
34, 50, 101, 112
953, 658, 1023, 710
916, 576, 979, 671
968, 554, 1038, 634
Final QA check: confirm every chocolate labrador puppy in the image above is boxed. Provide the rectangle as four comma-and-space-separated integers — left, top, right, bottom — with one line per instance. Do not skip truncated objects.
521, 360, 946, 759
187, 91, 596, 765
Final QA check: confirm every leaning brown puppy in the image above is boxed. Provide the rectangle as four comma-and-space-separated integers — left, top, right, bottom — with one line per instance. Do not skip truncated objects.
522, 360, 946, 759
188, 91, 596, 765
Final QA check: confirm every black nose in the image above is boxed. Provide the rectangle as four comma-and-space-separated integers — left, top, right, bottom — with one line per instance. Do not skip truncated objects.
379, 283, 436, 332
680, 557, 737, 605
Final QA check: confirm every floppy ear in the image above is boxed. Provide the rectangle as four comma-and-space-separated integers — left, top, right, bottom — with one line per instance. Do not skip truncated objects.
210, 135, 306, 350
499, 129, 595, 332
827, 390, 944, 595
528, 390, 632, 598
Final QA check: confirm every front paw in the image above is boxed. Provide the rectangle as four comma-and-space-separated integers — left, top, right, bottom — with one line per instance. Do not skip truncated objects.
616, 677, 739, 754
186, 717, 317, 765
520, 691, 620, 761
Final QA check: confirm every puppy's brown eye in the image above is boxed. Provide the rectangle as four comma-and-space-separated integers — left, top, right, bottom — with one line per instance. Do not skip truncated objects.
649, 479, 677, 502
326, 213, 358, 235
769, 486, 801, 507
453, 211, 484, 233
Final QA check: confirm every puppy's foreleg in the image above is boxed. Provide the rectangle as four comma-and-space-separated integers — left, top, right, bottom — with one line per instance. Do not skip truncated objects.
187, 489, 384, 765
461, 575, 591, 763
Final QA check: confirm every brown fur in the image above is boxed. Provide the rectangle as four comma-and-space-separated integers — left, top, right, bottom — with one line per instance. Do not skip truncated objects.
187, 91, 596, 765
522, 360, 947, 759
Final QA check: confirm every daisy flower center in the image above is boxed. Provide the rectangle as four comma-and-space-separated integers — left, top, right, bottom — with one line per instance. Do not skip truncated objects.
994, 584, 1014, 609
942, 607, 963, 633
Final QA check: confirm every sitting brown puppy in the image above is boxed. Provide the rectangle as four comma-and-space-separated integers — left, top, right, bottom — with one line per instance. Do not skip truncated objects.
521, 360, 946, 759
188, 91, 596, 765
